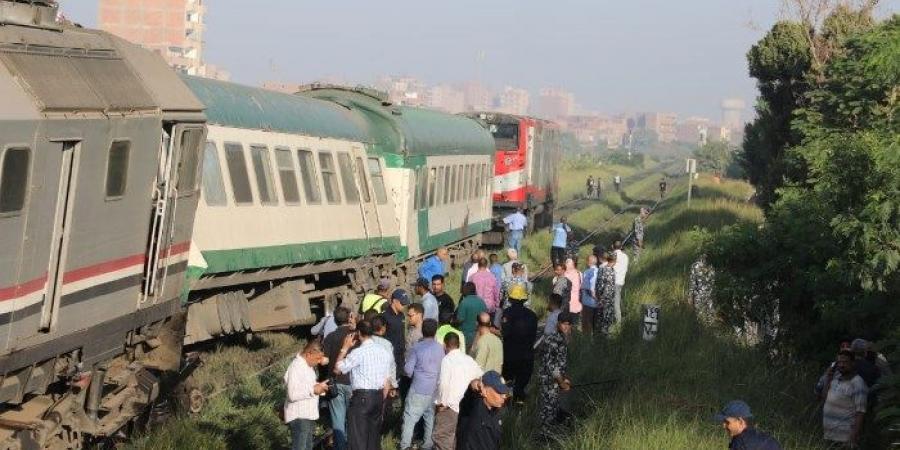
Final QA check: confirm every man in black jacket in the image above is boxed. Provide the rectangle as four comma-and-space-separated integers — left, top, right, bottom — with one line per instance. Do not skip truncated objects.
501, 285, 538, 403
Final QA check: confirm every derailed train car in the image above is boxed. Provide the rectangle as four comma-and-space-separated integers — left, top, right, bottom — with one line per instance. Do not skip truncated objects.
0, 2, 205, 448
180, 81, 495, 345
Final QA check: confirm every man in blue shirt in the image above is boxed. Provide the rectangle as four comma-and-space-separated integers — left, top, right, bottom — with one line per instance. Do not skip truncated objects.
418, 247, 449, 285
414, 278, 439, 322
580, 255, 599, 335
502, 208, 527, 253
713, 400, 783, 450
401, 319, 444, 450
551, 217, 571, 266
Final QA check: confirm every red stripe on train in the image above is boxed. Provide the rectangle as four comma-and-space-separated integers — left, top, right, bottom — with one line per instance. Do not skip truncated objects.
0, 241, 190, 302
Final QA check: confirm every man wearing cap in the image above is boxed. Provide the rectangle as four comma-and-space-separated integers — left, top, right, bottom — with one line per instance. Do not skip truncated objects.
456, 371, 510, 450
362, 279, 391, 314
713, 400, 782, 450
538, 312, 574, 438
418, 247, 449, 286
501, 284, 538, 402
434, 333, 482, 450
383, 289, 411, 376
414, 278, 439, 322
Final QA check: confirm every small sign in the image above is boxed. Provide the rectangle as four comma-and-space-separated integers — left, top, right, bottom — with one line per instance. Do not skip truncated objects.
642, 304, 660, 341
685, 158, 697, 174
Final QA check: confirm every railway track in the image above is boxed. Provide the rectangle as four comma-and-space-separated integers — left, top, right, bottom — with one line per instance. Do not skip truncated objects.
529, 163, 683, 281
552, 162, 676, 220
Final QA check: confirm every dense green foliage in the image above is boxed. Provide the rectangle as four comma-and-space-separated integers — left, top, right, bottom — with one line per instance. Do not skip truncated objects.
711, 10, 899, 446
692, 141, 733, 176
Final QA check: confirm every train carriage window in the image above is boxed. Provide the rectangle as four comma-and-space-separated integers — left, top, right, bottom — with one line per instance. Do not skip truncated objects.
367, 158, 388, 204
427, 167, 437, 208
224, 143, 254, 205
201, 141, 227, 206
436, 167, 446, 206
466, 165, 473, 200
250, 145, 277, 206
104, 140, 130, 199
354, 157, 372, 203
445, 166, 454, 204
275, 148, 301, 205
414, 167, 423, 209
318, 152, 342, 204
176, 128, 203, 194
336, 152, 359, 204
0, 147, 30, 214
296, 149, 322, 204
462, 165, 470, 200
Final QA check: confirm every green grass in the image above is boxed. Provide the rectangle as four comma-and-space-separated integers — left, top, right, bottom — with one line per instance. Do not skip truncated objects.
501, 175, 826, 450
129, 170, 814, 450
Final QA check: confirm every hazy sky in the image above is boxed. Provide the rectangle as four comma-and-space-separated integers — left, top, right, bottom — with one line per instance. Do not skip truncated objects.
59, 1, 898, 119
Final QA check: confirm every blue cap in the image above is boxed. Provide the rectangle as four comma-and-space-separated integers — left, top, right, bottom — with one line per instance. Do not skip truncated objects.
391, 289, 411, 306
713, 400, 753, 422
481, 370, 510, 395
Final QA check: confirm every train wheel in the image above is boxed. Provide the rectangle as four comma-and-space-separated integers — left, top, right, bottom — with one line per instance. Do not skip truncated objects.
175, 378, 205, 415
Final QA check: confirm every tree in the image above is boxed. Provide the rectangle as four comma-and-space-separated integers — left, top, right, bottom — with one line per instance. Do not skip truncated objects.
693, 141, 732, 176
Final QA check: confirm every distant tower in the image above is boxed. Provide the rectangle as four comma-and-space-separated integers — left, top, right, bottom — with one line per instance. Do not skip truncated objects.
721, 98, 746, 130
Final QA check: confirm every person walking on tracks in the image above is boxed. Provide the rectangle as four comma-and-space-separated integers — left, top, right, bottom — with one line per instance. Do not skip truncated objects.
335, 320, 394, 450
659, 177, 668, 199
551, 217, 571, 266
503, 208, 527, 253
284, 340, 330, 450
433, 333, 482, 450
713, 400, 783, 450
632, 208, 648, 262
586, 176, 595, 198
538, 312, 574, 439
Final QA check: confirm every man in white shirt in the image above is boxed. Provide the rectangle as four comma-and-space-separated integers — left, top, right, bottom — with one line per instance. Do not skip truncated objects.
433, 333, 483, 450
283, 341, 330, 450
335, 320, 395, 450
502, 208, 528, 253
613, 241, 630, 323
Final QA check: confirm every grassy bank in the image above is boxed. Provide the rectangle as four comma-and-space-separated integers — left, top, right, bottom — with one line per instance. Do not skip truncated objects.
502, 175, 829, 449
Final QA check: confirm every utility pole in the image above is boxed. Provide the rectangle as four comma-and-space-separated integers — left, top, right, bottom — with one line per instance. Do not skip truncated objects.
686, 158, 697, 206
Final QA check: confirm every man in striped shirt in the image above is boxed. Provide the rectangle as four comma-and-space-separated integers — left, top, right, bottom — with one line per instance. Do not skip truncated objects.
821, 350, 867, 447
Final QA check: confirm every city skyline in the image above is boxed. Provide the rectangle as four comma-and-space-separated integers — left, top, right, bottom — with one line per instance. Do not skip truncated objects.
60, 0, 899, 119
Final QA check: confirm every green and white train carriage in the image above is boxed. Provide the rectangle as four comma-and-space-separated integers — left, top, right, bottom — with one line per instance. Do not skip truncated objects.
180, 79, 495, 344
301, 86, 496, 281
181, 77, 402, 344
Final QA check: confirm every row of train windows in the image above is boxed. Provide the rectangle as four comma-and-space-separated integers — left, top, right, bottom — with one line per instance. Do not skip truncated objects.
412, 162, 492, 210
202, 142, 388, 207
0, 141, 142, 216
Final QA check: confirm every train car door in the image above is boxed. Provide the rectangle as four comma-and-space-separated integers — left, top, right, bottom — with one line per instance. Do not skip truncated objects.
39, 141, 79, 332
350, 146, 384, 251
141, 123, 204, 305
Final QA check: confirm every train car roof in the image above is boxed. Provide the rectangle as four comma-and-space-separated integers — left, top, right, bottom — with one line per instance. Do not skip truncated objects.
463, 111, 560, 127
300, 86, 495, 158
181, 76, 370, 142
0, 18, 204, 117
